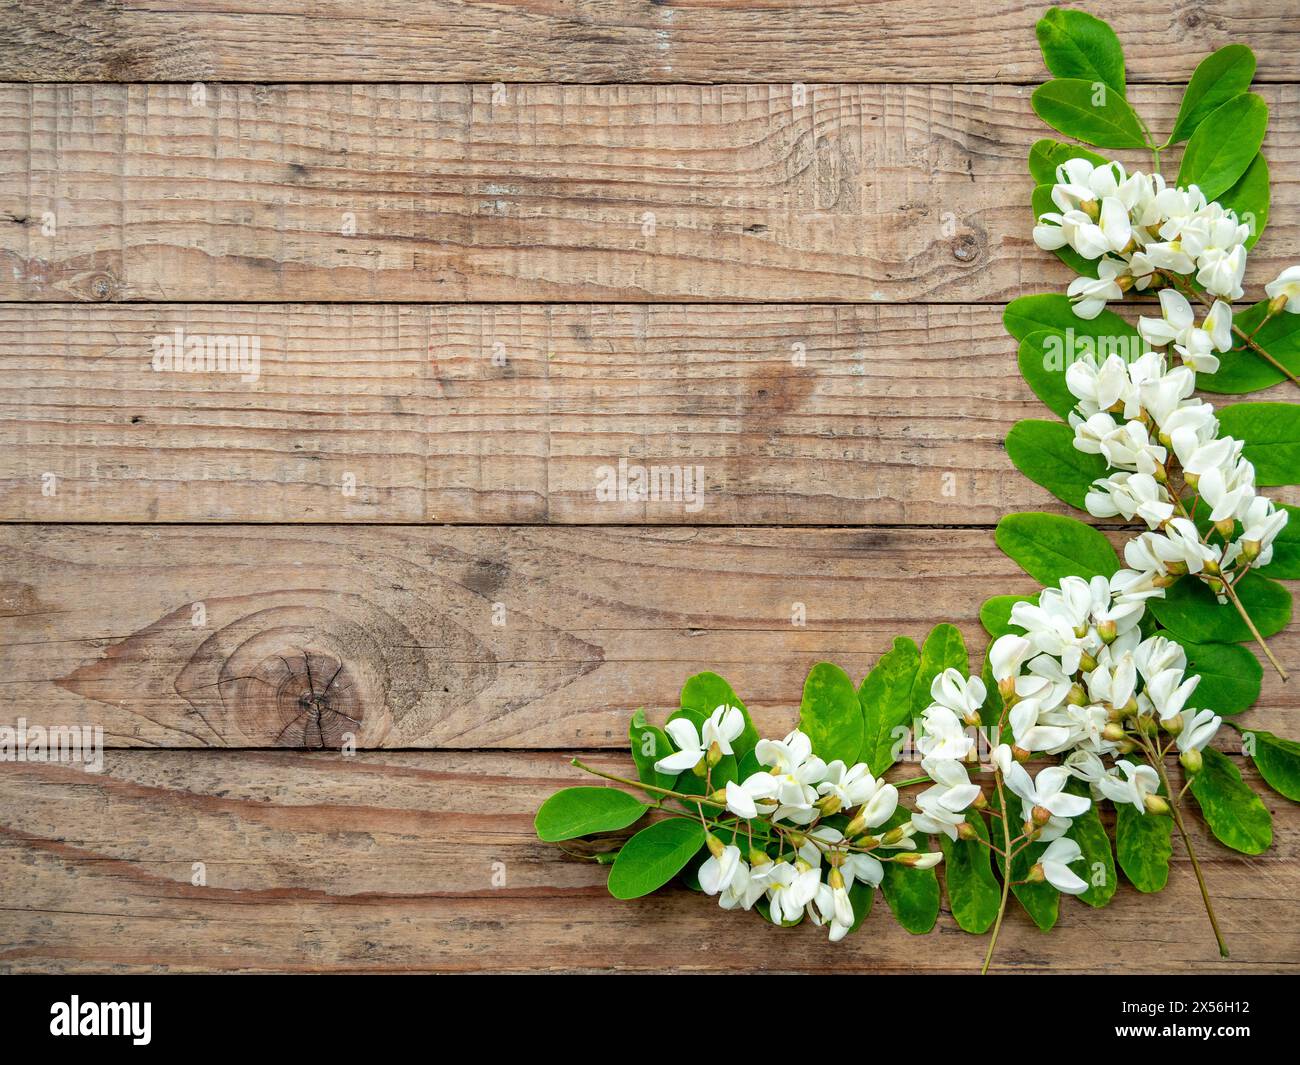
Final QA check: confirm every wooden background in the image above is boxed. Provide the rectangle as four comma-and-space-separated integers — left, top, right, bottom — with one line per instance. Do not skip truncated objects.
1, 1, 1297, 973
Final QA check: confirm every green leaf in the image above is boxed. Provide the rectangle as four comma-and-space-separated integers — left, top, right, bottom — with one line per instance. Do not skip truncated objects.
1005, 419, 1108, 511
995, 511, 1120, 585
1242, 727, 1300, 801
1263, 504, 1300, 578
680, 671, 759, 758
1168, 45, 1257, 145
980, 594, 1034, 638
798, 662, 865, 765
1176, 93, 1268, 201
879, 812, 940, 934
847, 879, 875, 934
1003, 293, 1140, 346
1064, 779, 1116, 908
1028, 138, 1108, 185
911, 623, 968, 715
1148, 572, 1291, 643
1169, 639, 1262, 716
1018, 329, 1080, 420
628, 709, 678, 791
940, 811, 1000, 933
1031, 78, 1147, 149
535, 786, 649, 842
1035, 8, 1126, 96
1115, 802, 1172, 892
607, 817, 706, 899
1218, 152, 1269, 251
858, 636, 921, 775
1189, 747, 1272, 854
1200, 298, 1300, 395
1216, 402, 1300, 486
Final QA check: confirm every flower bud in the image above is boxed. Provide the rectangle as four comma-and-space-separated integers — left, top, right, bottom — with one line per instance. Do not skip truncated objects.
1116, 739, 1139, 755
706, 740, 723, 768
881, 826, 909, 846
1066, 683, 1088, 707
1214, 517, 1236, 540
1153, 573, 1179, 588
692, 757, 708, 778
1027, 862, 1047, 884
855, 834, 881, 850
1242, 539, 1262, 563
1269, 293, 1290, 317
1152, 462, 1168, 485
1081, 199, 1100, 220
705, 833, 726, 859
784, 831, 807, 848
844, 811, 867, 837
1161, 713, 1184, 736
893, 852, 924, 867
1012, 745, 1032, 763
957, 820, 978, 841
1138, 715, 1158, 736
828, 867, 845, 890
816, 793, 842, 816
1102, 722, 1127, 742
749, 848, 771, 867
1144, 794, 1171, 816
827, 850, 846, 869
709, 788, 728, 804
1097, 619, 1117, 644
1180, 749, 1203, 774
972, 791, 989, 810
1078, 651, 1098, 673
1022, 820, 1039, 839
998, 676, 1017, 701
1182, 473, 1199, 494
1031, 805, 1052, 827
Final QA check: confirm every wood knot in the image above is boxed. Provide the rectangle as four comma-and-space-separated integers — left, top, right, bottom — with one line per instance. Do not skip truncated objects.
950, 234, 980, 263
88, 274, 115, 301
250, 650, 362, 748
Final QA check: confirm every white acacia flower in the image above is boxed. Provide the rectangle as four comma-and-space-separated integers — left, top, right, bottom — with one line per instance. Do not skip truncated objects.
1096, 760, 1160, 812
1067, 258, 1125, 319
917, 704, 975, 761
1196, 245, 1246, 300
810, 877, 855, 942
989, 634, 1033, 685
916, 757, 982, 824
1133, 634, 1187, 683
654, 704, 744, 774
764, 860, 820, 924
996, 746, 1090, 828
1085, 472, 1173, 527
724, 773, 779, 819
818, 761, 897, 825
1145, 667, 1200, 722
930, 668, 986, 723
1176, 708, 1222, 754
718, 861, 766, 911
699, 844, 742, 895
1265, 264, 1300, 313
1037, 837, 1089, 895
756, 729, 826, 823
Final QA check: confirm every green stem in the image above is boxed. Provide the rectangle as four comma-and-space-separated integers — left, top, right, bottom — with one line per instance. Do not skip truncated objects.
981, 768, 1015, 976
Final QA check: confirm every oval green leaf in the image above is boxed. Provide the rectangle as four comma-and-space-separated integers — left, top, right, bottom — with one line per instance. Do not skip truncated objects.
879, 813, 941, 934
1148, 571, 1292, 643
1005, 419, 1109, 511
607, 817, 707, 899
1168, 44, 1257, 145
940, 812, 1000, 933
1177, 93, 1268, 201
629, 709, 678, 791
1242, 727, 1300, 801
1019, 329, 1080, 420
1065, 778, 1116, 908
1171, 639, 1262, 716
1003, 293, 1140, 346
1218, 152, 1268, 251
1115, 801, 1172, 893
980, 593, 1035, 638
858, 636, 921, 775
1035, 8, 1126, 95
1189, 747, 1272, 854
1031, 78, 1147, 149
1216, 402, 1300, 487
798, 661, 864, 765
535, 786, 649, 842
995, 511, 1120, 585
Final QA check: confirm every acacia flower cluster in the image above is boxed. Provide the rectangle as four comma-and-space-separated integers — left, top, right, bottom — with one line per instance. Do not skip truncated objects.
1033, 157, 1252, 320
1064, 342, 1289, 605
657, 706, 940, 941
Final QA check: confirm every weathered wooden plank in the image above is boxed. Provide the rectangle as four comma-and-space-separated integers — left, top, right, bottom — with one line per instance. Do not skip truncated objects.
0, 750, 1293, 973
4, 303, 1295, 525
2, 1, 1298, 85
3, 83, 1298, 303
1, 525, 1295, 747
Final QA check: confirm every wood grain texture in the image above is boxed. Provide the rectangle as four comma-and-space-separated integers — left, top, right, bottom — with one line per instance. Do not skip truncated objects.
2, 524, 1295, 747
4, 83, 1298, 303
4, 302, 1296, 525
0, 749, 1293, 973
2, 1, 1299, 84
